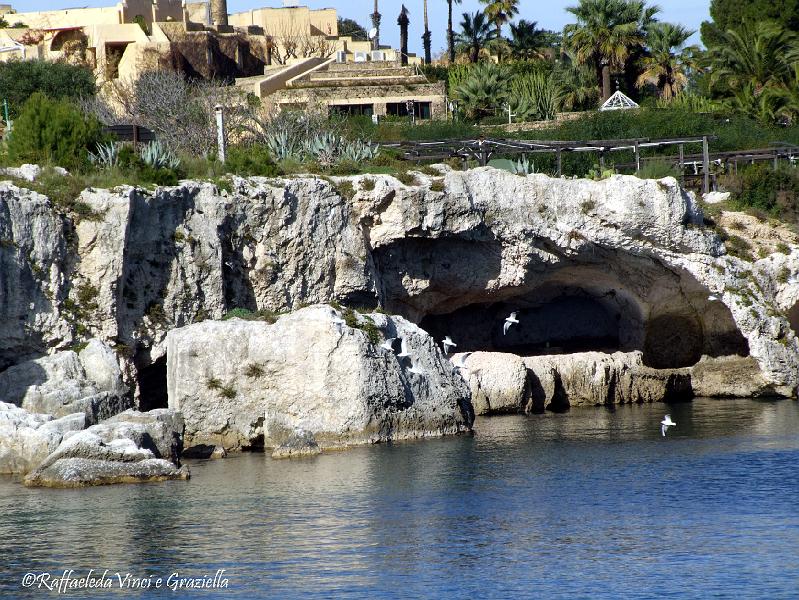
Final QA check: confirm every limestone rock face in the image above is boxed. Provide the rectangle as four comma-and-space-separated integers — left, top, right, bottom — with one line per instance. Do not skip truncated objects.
3, 168, 799, 402
523, 352, 693, 410
690, 355, 771, 398
167, 305, 473, 453
455, 350, 691, 415
453, 352, 530, 415
0, 403, 86, 474
0, 339, 129, 418
23, 409, 188, 487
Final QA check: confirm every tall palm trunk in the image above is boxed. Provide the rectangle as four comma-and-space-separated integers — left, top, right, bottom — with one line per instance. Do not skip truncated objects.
371, 0, 381, 51
448, 0, 455, 63
601, 60, 611, 101
422, 0, 432, 64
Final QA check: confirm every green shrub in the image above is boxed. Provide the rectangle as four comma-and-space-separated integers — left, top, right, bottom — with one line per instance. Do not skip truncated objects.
221, 307, 280, 323
725, 234, 754, 261
224, 145, 280, 177
7, 93, 105, 169
0, 59, 95, 119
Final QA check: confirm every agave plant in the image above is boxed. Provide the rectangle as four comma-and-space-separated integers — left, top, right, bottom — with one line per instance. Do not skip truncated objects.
265, 130, 302, 161
304, 132, 341, 167
340, 139, 381, 162
89, 142, 120, 169
513, 154, 534, 175
140, 141, 181, 170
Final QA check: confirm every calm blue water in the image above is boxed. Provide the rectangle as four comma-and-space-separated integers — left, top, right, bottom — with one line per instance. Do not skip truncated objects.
2, 398, 799, 599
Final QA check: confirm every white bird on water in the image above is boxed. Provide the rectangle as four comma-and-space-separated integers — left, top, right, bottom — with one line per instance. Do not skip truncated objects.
503, 312, 520, 335
397, 337, 412, 358
380, 338, 396, 352
661, 414, 677, 437
442, 336, 457, 354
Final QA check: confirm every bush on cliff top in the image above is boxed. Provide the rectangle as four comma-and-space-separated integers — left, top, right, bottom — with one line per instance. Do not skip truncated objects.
7, 93, 105, 170
0, 59, 95, 119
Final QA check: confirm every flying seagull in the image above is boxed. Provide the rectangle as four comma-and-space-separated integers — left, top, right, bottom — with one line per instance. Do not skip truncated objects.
407, 357, 425, 376
397, 337, 412, 358
661, 414, 677, 437
503, 312, 520, 335
451, 352, 472, 374
380, 337, 396, 352
708, 295, 719, 302
442, 336, 457, 354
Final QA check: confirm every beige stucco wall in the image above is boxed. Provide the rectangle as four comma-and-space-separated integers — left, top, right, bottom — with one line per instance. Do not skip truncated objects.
4, 6, 122, 29
229, 6, 337, 38
5, 0, 182, 30
186, 1, 210, 26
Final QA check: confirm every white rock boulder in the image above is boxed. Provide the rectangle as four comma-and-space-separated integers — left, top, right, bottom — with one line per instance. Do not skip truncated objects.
0, 402, 86, 474
0, 339, 129, 417
167, 305, 473, 453
23, 409, 188, 487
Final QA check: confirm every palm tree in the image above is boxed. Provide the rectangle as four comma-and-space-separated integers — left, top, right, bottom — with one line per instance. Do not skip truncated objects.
555, 53, 601, 110
446, 0, 463, 64
564, 0, 658, 101
706, 22, 799, 95
456, 11, 497, 63
422, 0, 432, 65
509, 20, 550, 60
480, 0, 519, 37
371, 0, 381, 50
635, 22, 697, 100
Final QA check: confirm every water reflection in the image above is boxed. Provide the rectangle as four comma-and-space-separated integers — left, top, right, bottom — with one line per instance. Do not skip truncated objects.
1, 398, 798, 599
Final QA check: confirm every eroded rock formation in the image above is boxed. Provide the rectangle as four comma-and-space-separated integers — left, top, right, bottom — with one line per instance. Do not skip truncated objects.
2, 166, 799, 456
166, 305, 473, 453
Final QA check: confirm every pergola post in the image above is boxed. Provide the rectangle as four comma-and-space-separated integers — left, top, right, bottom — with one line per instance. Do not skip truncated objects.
679, 144, 685, 187
556, 148, 562, 177
702, 135, 710, 195
634, 141, 640, 173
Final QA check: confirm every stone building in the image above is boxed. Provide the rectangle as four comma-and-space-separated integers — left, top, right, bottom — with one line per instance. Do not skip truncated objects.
245, 59, 446, 120
0, 1, 445, 119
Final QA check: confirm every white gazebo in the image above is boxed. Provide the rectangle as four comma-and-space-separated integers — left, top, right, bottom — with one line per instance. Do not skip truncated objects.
600, 90, 639, 111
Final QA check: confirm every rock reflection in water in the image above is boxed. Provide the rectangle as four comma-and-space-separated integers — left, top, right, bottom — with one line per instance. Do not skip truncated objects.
1, 398, 798, 599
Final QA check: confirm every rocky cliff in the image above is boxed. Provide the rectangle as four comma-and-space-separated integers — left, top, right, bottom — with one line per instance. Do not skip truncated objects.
2, 167, 798, 404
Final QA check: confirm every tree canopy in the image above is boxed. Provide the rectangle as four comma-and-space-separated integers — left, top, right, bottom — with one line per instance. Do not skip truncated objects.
337, 17, 368, 41
0, 59, 96, 119
701, 0, 799, 47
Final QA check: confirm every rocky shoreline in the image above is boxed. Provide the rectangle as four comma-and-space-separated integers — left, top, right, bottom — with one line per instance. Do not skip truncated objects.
2, 165, 798, 486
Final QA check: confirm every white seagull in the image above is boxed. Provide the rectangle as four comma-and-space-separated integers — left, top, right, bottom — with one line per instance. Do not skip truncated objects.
407, 357, 425, 376
380, 337, 396, 352
442, 336, 457, 354
661, 414, 677, 437
708, 295, 719, 302
397, 337, 413, 358
451, 352, 472, 374
332, 315, 346, 332
503, 312, 520, 335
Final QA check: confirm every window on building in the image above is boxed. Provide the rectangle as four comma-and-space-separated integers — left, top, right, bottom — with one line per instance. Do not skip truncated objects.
329, 104, 374, 117
386, 101, 432, 120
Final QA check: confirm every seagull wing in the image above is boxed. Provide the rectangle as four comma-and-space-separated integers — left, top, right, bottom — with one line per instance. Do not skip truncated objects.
503, 321, 510, 335
661, 424, 667, 437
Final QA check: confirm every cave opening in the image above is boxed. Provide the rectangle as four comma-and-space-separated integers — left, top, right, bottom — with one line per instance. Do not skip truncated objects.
137, 356, 168, 411
419, 286, 749, 370
420, 289, 635, 357
788, 301, 799, 335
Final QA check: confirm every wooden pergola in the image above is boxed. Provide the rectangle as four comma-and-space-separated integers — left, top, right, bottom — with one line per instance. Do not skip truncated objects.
385, 135, 719, 192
